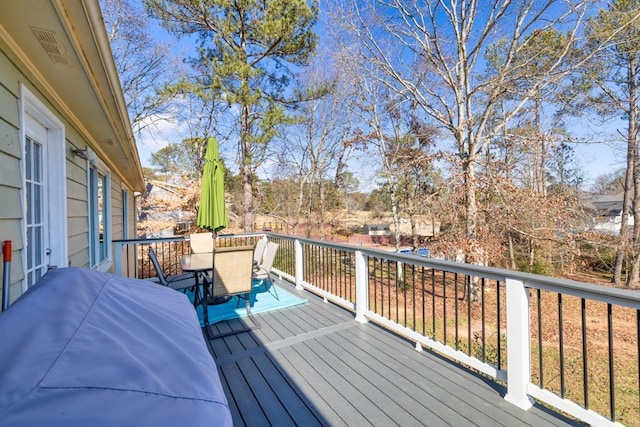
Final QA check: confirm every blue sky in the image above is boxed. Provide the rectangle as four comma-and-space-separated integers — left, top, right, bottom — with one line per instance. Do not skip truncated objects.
134, 1, 624, 192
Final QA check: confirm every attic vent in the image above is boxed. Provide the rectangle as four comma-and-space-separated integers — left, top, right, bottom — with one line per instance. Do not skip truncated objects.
30, 26, 72, 66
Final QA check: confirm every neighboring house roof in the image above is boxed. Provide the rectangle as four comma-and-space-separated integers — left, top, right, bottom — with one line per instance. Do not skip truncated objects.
581, 193, 625, 217
147, 180, 187, 196
0, 0, 144, 191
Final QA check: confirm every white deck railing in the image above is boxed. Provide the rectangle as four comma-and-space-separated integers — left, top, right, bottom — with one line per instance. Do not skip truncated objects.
114, 233, 640, 427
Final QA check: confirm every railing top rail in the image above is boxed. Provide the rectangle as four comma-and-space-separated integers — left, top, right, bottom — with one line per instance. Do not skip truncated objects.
266, 233, 640, 309
113, 236, 187, 245
113, 233, 266, 246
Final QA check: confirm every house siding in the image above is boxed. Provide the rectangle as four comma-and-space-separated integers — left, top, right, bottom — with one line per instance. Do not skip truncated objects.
0, 51, 135, 302
0, 49, 26, 302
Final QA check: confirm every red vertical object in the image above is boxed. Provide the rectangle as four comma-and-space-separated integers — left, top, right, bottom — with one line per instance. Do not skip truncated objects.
3, 240, 11, 262
2, 240, 11, 311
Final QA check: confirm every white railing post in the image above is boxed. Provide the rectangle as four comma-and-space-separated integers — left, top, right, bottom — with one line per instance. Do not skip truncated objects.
504, 277, 534, 410
113, 241, 123, 276
295, 239, 303, 291
354, 250, 369, 324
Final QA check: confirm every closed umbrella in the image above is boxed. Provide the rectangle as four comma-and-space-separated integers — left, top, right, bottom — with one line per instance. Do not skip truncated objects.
197, 137, 229, 311
197, 137, 228, 233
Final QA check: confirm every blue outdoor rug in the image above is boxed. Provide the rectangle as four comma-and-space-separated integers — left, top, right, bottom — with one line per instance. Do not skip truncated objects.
187, 281, 307, 327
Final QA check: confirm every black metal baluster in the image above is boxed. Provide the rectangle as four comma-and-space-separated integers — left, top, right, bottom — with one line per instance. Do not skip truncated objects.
324, 246, 328, 293
314, 245, 318, 287
395, 261, 399, 325
538, 289, 543, 388
335, 249, 340, 299
326, 247, 330, 294
558, 293, 565, 398
403, 262, 407, 327
443, 271, 447, 345
454, 273, 459, 351
337, 250, 340, 299
319, 246, 323, 289
422, 266, 426, 337
309, 244, 313, 285
387, 260, 392, 323
481, 278, 486, 362
497, 280, 501, 370
467, 275, 471, 356
317, 245, 322, 290
380, 259, 385, 319
432, 269, 436, 340
336, 249, 341, 299
608, 303, 615, 422
372, 257, 378, 314
582, 297, 589, 409
412, 264, 416, 332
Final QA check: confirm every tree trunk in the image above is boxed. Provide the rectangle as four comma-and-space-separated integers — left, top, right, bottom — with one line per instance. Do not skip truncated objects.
319, 179, 326, 240
390, 184, 401, 253
629, 56, 640, 286
293, 175, 308, 236
508, 233, 516, 270
463, 157, 480, 302
240, 102, 254, 232
463, 159, 478, 245
409, 198, 418, 254
614, 58, 638, 284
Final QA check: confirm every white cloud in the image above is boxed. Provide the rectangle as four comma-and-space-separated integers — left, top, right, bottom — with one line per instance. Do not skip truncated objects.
135, 113, 191, 166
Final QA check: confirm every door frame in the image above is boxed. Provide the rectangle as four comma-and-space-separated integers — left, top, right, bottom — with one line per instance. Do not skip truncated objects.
19, 84, 68, 291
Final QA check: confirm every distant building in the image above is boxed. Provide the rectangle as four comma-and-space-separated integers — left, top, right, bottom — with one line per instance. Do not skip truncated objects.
363, 224, 390, 236
583, 193, 632, 234
139, 180, 193, 237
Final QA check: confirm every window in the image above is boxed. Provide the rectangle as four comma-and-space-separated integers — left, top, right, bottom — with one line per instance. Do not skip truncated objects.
89, 165, 110, 268
24, 134, 46, 286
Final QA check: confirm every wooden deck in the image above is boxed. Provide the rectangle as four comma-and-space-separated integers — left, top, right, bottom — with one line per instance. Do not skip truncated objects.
205, 280, 580, 427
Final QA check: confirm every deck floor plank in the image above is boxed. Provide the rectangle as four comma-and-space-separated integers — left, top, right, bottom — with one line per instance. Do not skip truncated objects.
276, 343, 381, 426
219, 361, 269, 426
248, 352, 325, 426
322, 327, 469, 426
334, 325, 505, 426
233, 356, 299, 427
302, 333, 436, 426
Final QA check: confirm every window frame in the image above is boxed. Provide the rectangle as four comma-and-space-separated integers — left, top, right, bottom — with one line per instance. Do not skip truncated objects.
88, 160, 111, 270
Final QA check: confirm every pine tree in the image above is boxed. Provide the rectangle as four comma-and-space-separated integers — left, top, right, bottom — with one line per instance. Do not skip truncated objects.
146, 0, 319, 231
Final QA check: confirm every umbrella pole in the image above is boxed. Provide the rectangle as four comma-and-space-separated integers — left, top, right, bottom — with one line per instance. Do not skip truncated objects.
211, 231, 216, 278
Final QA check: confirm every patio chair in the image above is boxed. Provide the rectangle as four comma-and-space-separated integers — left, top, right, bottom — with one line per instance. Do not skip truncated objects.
206, 245, 257, 338
253, 242, 279, 300
189, 232, 214, 254
253, 237, 268, 267
148, 247, 196, 292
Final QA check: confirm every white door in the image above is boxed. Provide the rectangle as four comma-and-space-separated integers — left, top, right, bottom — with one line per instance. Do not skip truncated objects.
24, 115, 49, 287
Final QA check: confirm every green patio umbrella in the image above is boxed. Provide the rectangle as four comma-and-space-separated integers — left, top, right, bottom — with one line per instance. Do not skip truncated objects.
197, 137, 229, 308
197, 137, 228, 234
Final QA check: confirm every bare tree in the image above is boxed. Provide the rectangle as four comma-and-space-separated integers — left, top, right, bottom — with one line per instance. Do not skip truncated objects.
339, 49, 406, 251
271, 51, 354, 237
101, 0, 178, 135
337, 0, 596, 265
585, 0, 640, 285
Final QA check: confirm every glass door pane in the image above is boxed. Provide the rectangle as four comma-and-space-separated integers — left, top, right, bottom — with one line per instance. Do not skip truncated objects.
25, 136, 46, 286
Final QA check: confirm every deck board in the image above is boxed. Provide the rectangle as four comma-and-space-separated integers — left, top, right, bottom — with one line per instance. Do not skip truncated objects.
206, 280, 581, 427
